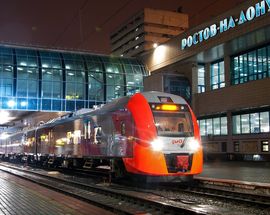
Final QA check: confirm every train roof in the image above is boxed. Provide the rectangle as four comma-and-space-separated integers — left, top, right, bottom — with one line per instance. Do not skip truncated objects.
7, 92, 188, 137
141, 91, 187, 104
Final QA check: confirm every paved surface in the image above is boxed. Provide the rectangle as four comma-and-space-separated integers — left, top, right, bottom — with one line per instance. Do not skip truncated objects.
198, 161, 270, 184
0, 171, 114, 215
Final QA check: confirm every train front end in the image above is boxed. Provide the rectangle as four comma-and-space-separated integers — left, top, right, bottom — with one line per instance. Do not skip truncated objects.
124, 91, 203, 179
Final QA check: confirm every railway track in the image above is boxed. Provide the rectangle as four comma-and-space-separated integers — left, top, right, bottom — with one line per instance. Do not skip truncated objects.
154, 182, 270, 208
0, 163, 206, 215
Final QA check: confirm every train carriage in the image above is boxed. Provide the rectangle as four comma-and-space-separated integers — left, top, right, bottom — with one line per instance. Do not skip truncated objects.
0, 91, 203, 180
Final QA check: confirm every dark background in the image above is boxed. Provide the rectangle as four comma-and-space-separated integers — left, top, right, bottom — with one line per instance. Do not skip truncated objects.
0, 0, 245, 54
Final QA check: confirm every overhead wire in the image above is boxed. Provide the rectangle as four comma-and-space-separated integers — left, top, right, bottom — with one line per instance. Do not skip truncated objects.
53, 0, 89, 46
76, 0, 135, 48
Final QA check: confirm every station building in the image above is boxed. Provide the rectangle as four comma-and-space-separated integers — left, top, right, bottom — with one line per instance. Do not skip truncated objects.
142, 0, 270, 161
110, 8, 188, 57
0, 44, 147, 128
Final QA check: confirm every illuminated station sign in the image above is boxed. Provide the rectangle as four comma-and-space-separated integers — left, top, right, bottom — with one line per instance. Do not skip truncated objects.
181, 0, 270, 50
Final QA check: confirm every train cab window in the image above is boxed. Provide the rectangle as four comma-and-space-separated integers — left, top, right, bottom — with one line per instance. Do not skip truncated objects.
178, 123, 184, 132
153, 111, 193, 137
261, 141, 269, 152
120, 122, 126, 136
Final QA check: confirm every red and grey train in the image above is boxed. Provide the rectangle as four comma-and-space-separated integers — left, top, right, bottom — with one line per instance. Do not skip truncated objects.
0, 92, 203, 180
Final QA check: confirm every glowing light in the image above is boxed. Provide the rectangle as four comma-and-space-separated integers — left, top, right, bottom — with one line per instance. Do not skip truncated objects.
153, 43, 158, 48
189, 139, 200, 152
7, 100, 16, 108
151, 139, 164, 151
161, 104, 179, 111
153, 45, 167, 68
135, 45, 139, 49
107, 68, 113, 73
20, 62, 27, 66
20, 101, 27, 107
0, 132, 9, 140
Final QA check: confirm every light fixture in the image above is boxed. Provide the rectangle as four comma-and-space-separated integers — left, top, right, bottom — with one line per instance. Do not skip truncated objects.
20, 101, 28, 107
188, 139, 201, 152
150, 138, 164, 151
20, 62, 27, 66
153, 43, 158, 48
7, 100, 16, 108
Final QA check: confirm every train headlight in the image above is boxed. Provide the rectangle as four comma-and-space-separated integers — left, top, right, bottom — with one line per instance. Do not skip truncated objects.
189, 139, 200, 152
151, 139, 164, 151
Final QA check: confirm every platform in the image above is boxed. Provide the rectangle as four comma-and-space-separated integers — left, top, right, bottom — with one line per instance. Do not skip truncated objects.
197, 161, 270, 184
0, 171, 113, 215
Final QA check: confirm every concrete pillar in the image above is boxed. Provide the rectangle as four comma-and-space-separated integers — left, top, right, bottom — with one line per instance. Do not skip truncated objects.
226, 111, 233, 153
224, 55, 231, 87
191, 63, 198, 95
205, 63, 211, 92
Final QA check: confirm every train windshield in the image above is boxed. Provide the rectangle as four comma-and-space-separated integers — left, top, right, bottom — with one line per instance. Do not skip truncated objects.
153, 111, 193, 137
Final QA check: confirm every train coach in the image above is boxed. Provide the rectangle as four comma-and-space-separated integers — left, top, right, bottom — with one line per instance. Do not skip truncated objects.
0, 91, 203, 181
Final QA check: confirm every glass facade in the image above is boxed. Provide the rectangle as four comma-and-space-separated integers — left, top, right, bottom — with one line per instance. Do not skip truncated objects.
197, 64, 205, 93
233, 110, 270, 134
0, 46, 147, 112
210, 61, 225, 90
163, 75, 191, 104
232, 45, 270, 85
198, 116, 227, 136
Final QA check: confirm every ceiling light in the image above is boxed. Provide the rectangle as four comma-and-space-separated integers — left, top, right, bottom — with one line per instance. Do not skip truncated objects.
7, 100, 16, 108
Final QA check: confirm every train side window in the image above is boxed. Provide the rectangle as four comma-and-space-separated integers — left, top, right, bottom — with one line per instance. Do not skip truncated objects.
261, 140, 269, 152
121, 122, 126, 136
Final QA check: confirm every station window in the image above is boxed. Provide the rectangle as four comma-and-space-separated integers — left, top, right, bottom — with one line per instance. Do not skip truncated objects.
198, 116, 227, 136
261, 141, 269, 152
15, 49, 39, 98
197, 64, 205, 93
221, 142, 227, 153
234, 142, 240, 152
232, 45, 269, 85
232, 111, 270, 134
210, 60, 225, 90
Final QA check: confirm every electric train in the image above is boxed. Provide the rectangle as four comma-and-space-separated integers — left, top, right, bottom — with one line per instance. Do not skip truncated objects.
0, 91, 203, 180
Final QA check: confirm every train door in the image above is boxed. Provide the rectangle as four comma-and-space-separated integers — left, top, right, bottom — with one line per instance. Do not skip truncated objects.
111, 110, 134, 157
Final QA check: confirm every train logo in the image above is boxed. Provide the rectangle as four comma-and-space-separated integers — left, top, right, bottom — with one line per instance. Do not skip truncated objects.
172, 139, 185, 147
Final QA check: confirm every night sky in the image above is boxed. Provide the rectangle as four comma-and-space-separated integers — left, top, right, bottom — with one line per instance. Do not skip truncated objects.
0, 0, 245, 54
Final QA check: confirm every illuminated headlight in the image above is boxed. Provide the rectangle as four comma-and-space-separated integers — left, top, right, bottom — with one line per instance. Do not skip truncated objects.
151, 139, 164, 151
189, 139, 200, 152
